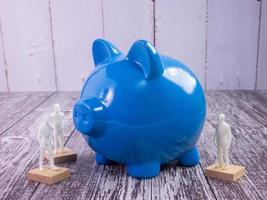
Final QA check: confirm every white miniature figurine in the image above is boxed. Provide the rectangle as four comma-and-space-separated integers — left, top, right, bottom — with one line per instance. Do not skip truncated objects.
50, 103, 65, 153
215, 114, 232, 169
37, 116, 57, 170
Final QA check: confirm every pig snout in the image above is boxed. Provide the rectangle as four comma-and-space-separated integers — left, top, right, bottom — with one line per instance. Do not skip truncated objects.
73, 98, 106, 137
73, 99, 94, 135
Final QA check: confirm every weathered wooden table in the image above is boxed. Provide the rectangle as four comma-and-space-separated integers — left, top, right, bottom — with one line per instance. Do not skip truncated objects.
0, 91, 266, 200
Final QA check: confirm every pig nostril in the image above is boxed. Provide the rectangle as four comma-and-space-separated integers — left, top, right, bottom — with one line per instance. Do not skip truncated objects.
75, 111, 81, 119
83, 114, 89, 121
74, 111, 90, 123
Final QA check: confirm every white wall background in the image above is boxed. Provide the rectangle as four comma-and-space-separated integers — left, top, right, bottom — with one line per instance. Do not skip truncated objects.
0, 0, 266, 91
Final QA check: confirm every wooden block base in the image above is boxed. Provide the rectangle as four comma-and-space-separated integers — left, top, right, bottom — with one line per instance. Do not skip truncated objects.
45, 148, 77, 164
205, 164, 245, 181
27, 167, 70, 185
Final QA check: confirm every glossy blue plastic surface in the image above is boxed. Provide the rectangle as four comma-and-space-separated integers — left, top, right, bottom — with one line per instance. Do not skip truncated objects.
73, 39, 206, 179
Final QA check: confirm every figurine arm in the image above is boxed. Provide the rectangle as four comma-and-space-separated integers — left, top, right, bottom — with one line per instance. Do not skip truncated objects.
214, 133, 217, 147
61, 112, 65, 126
214, 126, 218, 147
51, 131, 55, 146
37, 128, 42, 143
227, 125, 232, 147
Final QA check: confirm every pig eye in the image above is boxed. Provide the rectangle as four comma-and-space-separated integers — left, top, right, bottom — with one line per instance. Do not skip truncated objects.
100, 87, 109, 101
100, 87, 114, 105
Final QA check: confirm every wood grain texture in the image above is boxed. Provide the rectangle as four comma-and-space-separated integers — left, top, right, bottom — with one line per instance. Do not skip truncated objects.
227, 91, 267, 127
151, 163, 215, 200
199, 91, 266, 199
257, 0, 267, 89
50, 0, 103, 91
206, 0, 260, 89
155, 0, 207, 87
0, 0, 56, 91
0, 92, 78, 200
0, 92, 53, 134
229, 91, 267, 123
103, 0, 154, 53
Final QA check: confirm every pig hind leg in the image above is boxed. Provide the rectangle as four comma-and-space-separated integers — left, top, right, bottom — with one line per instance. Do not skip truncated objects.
178, 146, 200, 166
95, 153, 113, 165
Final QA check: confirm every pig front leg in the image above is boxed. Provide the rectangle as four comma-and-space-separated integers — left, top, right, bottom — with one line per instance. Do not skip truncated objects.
178, 146, 200, 166
95, 153, 113, 165
127, 161, 160, 179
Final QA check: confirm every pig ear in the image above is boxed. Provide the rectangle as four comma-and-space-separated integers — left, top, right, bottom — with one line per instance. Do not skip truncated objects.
127, 40, 164, 79
92, 39, 122, 66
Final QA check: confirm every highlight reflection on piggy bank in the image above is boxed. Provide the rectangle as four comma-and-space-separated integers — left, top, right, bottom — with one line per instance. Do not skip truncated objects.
73, 39, 206, 179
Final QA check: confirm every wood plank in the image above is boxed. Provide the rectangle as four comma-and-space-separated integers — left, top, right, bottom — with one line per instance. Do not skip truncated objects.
155, 0, 207, 87
0, 63, 7, 92
226, 91, 267, 127
0, 92, 54, 134
257, 0, 267, 89
229, 91, 267, 120
103, 0, 154, 52
151, 163, 215, 200
85, 164, 152, 200
50, 0, 103, 91
206, 0, 260, 89
258, 90, 267, 100
0, 92, 78, 200
0, 24, 8, 92
0, 0, 56, 91
199, 91, 266, 199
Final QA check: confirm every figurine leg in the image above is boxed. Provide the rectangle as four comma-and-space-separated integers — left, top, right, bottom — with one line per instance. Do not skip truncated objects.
53, 132, 58, 153
58, 134, 64, 152
216, 146, 223, 168
39, 150, 44, 170
47, 146, 57, 169
178, 146, 200, 166
95, 153, 112, 165
127, 161, 160, 179
223, 146, 229, 168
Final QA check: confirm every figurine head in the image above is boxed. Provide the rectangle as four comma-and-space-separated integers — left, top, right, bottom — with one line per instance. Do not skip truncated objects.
42, 115, 52, 127
53, 103, 60, 112
218, 114, 225, 123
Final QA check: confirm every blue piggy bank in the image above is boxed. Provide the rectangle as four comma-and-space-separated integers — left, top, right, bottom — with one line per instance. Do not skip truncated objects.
73, 39, 206, 179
